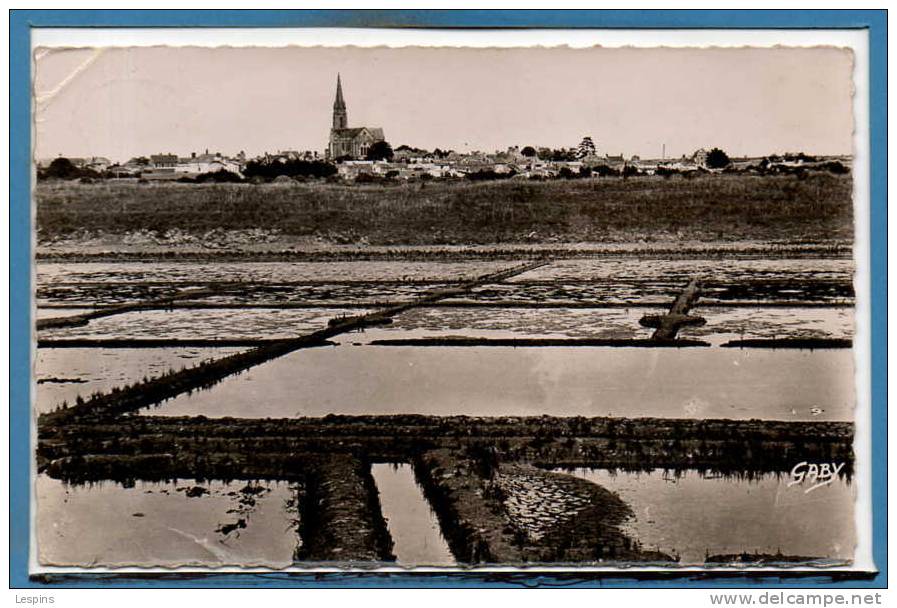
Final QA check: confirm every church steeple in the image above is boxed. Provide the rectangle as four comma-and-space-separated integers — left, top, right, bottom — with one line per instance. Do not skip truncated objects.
332, 74, 348, 130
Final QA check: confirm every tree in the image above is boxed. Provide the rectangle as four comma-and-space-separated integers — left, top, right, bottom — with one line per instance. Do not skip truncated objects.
521, 146, 537, 157
705, 148, 731, 169
366, 140, 394, 161
43, 157, 80, 179
243, 158, 336, 180
550, 148, 576, 162
576, 136, 597, 159
195, 169, 243, 183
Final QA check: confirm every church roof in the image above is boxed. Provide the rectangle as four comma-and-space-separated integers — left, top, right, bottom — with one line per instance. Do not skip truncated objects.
331, 127, 385, 141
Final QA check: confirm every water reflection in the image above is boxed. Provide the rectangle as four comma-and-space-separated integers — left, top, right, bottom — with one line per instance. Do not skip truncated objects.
371, 463, 455, 566
34, 347, 246, 413
34, 307, 94, 320
143, 346, 854, 421
555, 468, 855, 564
35, 475, 297, 568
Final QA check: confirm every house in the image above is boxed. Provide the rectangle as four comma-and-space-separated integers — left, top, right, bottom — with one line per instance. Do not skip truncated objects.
692, 148, 709, 167
175, 151, 242, 175
150, 153, 178, 169
604, 154, 625, 165
337, 160, 378, 179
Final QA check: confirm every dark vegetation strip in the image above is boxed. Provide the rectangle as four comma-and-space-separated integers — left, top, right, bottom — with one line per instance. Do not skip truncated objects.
40, 414, 855, 442
369, 338, 711, 348
721, 338, 853, 349
412, 450, 523, 563
40, 279, 462, 287
35, 245, 853, 263
36, 338, 332, 349
36, 300, 856, 311
37, 415, 854, 483
294, 455, 395, 563
37, 278, 854, 288
37, 261, 548, 425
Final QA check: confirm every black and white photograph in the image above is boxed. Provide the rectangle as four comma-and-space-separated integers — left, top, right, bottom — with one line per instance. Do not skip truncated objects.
31, 36, 863, 572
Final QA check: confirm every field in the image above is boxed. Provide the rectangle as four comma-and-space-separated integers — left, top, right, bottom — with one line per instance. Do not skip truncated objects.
36, 173, 853, 246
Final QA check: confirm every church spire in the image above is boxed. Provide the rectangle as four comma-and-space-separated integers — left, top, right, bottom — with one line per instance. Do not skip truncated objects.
334, 73, 346, 110
332, 73, 348, 129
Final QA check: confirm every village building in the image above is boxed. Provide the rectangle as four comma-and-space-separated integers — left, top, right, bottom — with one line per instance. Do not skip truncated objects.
175, 150, 242, 175
149, 153, 178, 169
692, 148, 709, 167
604, 154, 626, 166
327, 74, 386, 160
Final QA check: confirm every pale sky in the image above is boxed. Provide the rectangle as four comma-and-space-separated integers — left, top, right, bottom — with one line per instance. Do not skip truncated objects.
33, 45, 854, 162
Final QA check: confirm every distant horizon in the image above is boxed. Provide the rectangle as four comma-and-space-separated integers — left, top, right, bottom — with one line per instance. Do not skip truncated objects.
36, 149, 855, 167
34, 45, 854, 162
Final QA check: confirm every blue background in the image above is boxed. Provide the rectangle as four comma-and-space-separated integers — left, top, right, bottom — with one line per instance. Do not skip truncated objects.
9, 9, 888, 589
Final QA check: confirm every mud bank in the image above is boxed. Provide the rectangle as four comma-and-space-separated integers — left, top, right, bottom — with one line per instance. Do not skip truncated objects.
413, 450, 672, 564
705, 552, 828, 566
721, 338, 853, 349
369, 338, 711, 347
295, 455, 395, 563
37, 338, 308, 348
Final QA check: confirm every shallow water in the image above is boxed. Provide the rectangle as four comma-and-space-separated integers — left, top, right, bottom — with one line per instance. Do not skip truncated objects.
509, 258, 853, 284
36, 260, 514, 285
371, 463, 455, 566
681, 306, 854, 345
347, 305, 852, 345
37, 308, 367, 341
37, 282, 450, 307
359, 306, 666, 342
446, 280, 851, 306
37, 284, 192, 306
195, 282, 447, 305
34, 347, 246, 413
35, 475, 298, 568
34, 307, 94, 320
143, 346, 854, 421
444, 283, 678, 305
558, 468, 855, 564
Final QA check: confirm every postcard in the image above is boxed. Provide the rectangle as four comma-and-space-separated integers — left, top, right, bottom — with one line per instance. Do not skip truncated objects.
29, 33, 868, 575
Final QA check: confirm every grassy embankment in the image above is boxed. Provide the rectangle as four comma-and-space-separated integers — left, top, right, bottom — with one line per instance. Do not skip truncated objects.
36, 173, 853, 246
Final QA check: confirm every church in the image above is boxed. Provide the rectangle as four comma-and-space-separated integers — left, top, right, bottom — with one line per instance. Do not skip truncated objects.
327, 74, 386, 160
